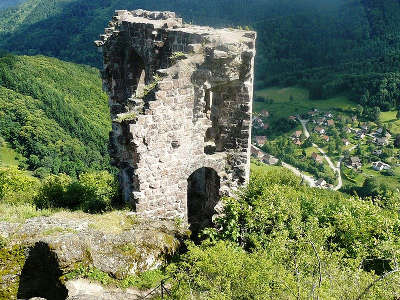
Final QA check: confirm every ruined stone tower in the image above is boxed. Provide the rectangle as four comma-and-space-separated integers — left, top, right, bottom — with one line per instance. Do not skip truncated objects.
95, 10, 256, 227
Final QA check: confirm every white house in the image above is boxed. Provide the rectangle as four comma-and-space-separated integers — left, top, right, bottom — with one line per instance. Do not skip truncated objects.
372, 161, 391, 171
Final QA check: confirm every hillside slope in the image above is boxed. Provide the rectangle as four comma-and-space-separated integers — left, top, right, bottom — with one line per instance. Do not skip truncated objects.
0, 0, 399, 106
0, 55, 111, 177
0, 0, 25, 10
0, 0, 341, 68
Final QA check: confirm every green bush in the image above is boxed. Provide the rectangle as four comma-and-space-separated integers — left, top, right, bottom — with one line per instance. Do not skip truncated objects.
34, 171, 119, 213
34, 174, 74, 209
0, 166, 40, 204
78, 171, 119, 213
169, 165, 400, 299
169, 241, 277, 299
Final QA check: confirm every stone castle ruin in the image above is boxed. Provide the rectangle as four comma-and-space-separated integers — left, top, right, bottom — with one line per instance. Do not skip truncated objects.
95, 10, 256, 229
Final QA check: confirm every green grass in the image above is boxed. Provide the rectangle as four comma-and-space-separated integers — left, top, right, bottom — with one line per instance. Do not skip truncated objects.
63, 264, 166, 290
380, 111, 397, 123
361, 165, 400, 188
254, 86, 355, 122
0, 142, 19, 167
342, 162, 400, 189
304, 146, 320, 157
380, 111, 400, 135
0, 203, 54, 223
250, 162, 282, 174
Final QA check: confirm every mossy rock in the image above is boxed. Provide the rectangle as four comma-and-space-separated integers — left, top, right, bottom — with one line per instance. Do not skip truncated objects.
0, 245, 26, 300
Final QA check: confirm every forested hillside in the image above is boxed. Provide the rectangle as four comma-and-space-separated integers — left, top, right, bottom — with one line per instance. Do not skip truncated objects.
255, 0, 400, 110
0, 0, 342, 68
0, 0, 25, 9
0, 55, 111, 177
1, 0, 400, 110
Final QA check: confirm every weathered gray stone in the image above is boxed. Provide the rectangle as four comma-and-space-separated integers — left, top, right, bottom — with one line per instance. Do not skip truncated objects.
1, 213, 183, 299
65, 279, 154, 300
95, 9, 256, 228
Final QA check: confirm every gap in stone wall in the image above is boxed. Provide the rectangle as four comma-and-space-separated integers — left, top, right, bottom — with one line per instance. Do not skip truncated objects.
187, 167, 220, 236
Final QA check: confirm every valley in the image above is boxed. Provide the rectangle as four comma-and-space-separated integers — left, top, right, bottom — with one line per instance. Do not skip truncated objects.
1, 1, 400, 299
252, 86, 400, 194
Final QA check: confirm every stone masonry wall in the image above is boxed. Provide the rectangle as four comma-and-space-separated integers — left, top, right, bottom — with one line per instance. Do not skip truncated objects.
95, 9, 256, 222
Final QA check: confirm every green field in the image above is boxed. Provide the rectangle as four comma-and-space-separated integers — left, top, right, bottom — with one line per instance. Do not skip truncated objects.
0, 142, 19, 167
341, 141, 400, 190
380, 111, 400, 135
254, 86, 355, 121
343, 164, 400, 190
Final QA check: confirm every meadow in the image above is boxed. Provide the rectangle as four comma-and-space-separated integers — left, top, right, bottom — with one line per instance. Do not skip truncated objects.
254, 86, 355, 122
0, 140, 19, 167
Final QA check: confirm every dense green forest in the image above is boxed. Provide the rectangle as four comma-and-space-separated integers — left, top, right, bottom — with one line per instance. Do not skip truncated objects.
0, 0, 25, 9
0, 0, 341, 68
255, 0, 400, 110
1, 0, 400, 110
0, 55, 111, 177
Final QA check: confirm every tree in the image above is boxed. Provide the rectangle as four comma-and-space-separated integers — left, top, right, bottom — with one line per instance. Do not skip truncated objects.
356, 104, 364, 117
356, 144, 363, 156
328, 142, 335, 155
371, 106, 381, 122
382, 124, 388, 135
361, 177, 392, 199
302, 138, 312, 148
0, 166, 40, 204
335, 138, 343, 153
394, 134, 400, 148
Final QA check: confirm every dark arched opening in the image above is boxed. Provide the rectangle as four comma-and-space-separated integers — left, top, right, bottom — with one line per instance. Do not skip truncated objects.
187, 167, 220, 235
17, 242, 68, 300
124, 48, 146, 99
112, 47, 147, 104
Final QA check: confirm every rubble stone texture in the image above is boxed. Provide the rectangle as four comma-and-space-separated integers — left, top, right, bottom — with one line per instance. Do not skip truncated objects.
95, 10, 256, 226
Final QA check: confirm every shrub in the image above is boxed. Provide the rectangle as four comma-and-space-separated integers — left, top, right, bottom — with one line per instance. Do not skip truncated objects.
0, 167, 40, 204
0, 202, 53, 223
169, 241, 277, 299
169, 165, 400, 299
34, 171, 119, 213
34, 174, 75, 209
78, 171, 119, 213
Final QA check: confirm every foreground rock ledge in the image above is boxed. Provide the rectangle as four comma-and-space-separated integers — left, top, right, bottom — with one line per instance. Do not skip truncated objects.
0, 211, 184, 299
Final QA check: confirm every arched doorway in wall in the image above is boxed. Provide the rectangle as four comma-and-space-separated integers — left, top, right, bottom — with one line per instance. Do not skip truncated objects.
187, 167, 220, 235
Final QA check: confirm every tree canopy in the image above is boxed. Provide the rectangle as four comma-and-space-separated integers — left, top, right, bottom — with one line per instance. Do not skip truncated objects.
0, 54, 111, 177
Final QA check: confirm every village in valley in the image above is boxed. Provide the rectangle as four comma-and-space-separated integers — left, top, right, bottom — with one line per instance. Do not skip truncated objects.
251, 93, 400, 192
